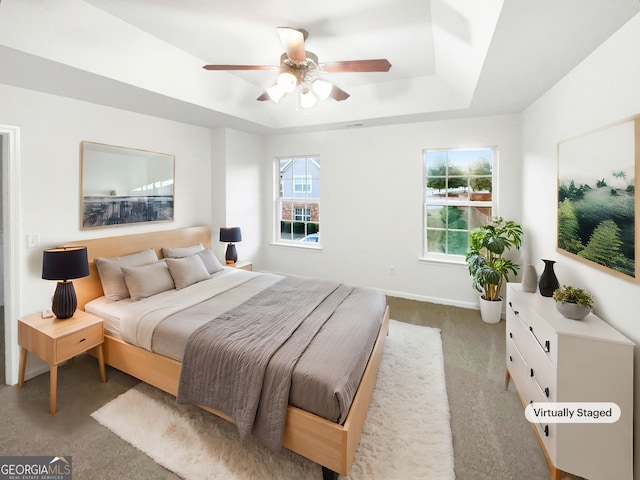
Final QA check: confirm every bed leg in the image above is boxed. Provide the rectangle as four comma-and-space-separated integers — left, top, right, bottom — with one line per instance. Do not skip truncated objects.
321, 466, 338, 480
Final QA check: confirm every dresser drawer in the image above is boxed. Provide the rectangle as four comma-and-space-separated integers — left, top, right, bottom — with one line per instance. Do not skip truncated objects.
509, 298, 558, 367
526, 377, 557, 461
56, 323, 103, 363
526, 340, 557, 402
506, 339, 529, 392
507, 308, 531, 359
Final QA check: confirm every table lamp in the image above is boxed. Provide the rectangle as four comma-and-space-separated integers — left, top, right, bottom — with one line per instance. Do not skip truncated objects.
219, 227, 242, 264
42, 246, 89, 319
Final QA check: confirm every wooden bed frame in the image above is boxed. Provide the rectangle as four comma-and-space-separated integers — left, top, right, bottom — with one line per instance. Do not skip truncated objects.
67, 226, 389, 477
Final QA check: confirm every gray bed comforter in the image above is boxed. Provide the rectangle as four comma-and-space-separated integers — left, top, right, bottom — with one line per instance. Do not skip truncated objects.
177, 276, 357, 450
108, 268, 386, 450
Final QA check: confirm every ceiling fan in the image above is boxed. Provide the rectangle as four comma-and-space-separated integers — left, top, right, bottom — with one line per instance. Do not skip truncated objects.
203, 27, 392, 107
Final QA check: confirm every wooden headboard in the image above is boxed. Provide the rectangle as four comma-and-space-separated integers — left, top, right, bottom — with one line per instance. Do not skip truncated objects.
64, 226, 212, 310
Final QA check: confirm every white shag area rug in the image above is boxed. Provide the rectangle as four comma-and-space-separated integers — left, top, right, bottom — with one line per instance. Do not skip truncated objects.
91, 320, 454, 479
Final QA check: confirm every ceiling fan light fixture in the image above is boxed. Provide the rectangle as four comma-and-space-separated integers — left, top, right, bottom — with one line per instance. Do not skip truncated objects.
277, 71, 298, 93
300, 88, 317, 108
266, 84, 286, 103
311, 78, 333, 100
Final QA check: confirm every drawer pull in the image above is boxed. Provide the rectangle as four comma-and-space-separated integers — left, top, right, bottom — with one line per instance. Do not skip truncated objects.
530, 368, 534, 377
529, 326, 551, 353
509, 332, 513, 339
509, 355, 513, 362
508, 301, 519, 315
544, 387, 550, 398
79, 338, 86, 343
544, 425, 549, 437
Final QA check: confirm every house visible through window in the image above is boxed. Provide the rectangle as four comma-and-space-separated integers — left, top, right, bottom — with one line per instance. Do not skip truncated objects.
423, 147, 496, 257
294, 207, 311, 222
277, 157, 320, 244
294, 175, 312, 193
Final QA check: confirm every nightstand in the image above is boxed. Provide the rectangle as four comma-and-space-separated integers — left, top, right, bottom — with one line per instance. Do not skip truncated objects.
18, 310, 107, 415
232, 261, 253, 271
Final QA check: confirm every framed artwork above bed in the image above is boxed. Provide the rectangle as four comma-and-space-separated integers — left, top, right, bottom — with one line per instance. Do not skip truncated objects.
80, 141, 175, 229
557, 115, 639, 282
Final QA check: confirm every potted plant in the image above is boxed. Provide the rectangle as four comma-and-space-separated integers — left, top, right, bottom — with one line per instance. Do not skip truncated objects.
552, 285, 594, 320
466, 217, 523, 323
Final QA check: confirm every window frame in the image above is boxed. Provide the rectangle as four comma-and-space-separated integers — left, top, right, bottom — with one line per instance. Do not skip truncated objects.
275, 156, 321, 248
421, 146, 498, 262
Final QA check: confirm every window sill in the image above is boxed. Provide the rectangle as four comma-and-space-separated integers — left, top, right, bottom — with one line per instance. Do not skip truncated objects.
271, 242, 323, 251
418, 255, 467, 267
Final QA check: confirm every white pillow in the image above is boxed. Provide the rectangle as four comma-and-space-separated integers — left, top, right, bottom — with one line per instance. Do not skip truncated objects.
94, 248, 159, 302
165, 255, 211, 290
162, 243, 205, 259
122, 261, 175, 301
195, 249, 224, 274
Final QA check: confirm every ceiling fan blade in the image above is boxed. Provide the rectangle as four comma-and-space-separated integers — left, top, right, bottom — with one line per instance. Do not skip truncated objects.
330, 85, 350, 102
203, 64, 279, 71
321, 59, 392, 73
256, 91, 270, 101
276, 27, 307, 63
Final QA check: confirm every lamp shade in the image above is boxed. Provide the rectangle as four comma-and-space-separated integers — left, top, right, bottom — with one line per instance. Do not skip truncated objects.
219, 227, 242, 243
42, 246, 89, 281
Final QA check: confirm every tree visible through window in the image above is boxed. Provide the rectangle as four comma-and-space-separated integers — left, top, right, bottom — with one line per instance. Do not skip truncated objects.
423, 148, 496, 257
277, 157, 320, 243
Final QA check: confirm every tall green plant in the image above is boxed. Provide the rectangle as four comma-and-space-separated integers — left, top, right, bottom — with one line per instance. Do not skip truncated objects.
465, 217, 523, 301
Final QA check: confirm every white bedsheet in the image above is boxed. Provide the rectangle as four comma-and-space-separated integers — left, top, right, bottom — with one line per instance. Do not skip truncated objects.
85, 267, 281, 351
85, 296, 133, 339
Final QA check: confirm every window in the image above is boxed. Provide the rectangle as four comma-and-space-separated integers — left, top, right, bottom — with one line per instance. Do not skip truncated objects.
294, 175, 312, 193
277, 157, 320, 244
423, 147, 496, 258
294, 207, 311, 222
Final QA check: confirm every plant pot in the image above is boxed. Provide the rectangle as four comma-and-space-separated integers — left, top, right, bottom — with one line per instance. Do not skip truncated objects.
555, 302, 590, 320
479, 296, 503, 324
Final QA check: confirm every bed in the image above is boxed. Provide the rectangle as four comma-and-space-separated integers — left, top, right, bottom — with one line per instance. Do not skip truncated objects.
67, 226, 389, 479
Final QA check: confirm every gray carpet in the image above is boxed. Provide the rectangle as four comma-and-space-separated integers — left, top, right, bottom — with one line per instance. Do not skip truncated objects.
0, 299, 583, 479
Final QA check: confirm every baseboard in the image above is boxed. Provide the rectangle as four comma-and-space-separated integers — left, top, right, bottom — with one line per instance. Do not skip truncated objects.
381, 288, 479, 311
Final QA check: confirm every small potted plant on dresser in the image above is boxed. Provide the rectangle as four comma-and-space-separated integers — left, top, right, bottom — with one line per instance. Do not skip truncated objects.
466, 217, 523, 323
552, 285, 594, 320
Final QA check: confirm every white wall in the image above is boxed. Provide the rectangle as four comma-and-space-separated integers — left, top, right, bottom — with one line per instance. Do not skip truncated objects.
521, 12, 640, 477
0, 84, 212, 381
209, 128, 265, 264
256, 115, 522, 308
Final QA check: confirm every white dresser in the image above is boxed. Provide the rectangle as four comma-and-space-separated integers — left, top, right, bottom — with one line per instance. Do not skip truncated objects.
505, 283, 634, 480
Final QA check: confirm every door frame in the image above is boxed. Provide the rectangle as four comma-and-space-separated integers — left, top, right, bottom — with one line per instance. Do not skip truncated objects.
1, 125, 21, 385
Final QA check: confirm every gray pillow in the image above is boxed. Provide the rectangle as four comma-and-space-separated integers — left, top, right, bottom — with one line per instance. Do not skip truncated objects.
195, 249, 224, 274
94, 248, 159, 302
162, 243, 205, 259
165, 255, 211, 290
121, 261, 175, 301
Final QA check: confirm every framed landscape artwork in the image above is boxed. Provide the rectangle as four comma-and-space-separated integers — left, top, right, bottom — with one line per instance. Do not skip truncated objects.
557, 116, 639, 282
81, 141, 175, 229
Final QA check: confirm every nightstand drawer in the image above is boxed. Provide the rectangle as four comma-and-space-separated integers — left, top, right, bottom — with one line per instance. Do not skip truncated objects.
56, 324, 103, 363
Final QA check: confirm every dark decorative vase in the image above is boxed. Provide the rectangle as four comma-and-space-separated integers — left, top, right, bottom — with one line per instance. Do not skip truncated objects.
538, 259, 559, 297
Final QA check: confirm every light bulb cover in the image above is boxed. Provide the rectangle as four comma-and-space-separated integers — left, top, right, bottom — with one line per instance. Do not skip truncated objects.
312, 79, 333, 100
266, 84, 286, 103
277, 72, 297, 93
300, 88, 317, 108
